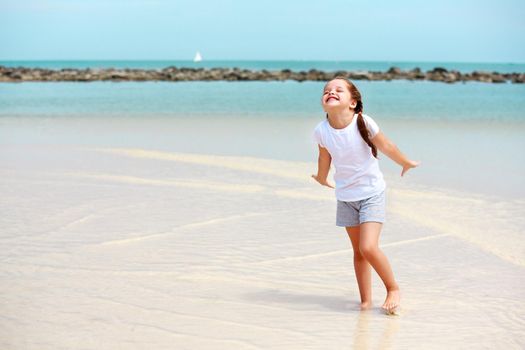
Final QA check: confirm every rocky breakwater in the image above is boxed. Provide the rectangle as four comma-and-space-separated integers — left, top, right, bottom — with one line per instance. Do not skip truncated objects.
0, 66, 524, 84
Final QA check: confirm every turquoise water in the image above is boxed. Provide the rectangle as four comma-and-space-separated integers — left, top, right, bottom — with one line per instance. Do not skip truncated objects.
1, 60, 525, 73
1, 61, 524, 199
1, 81, 525, 122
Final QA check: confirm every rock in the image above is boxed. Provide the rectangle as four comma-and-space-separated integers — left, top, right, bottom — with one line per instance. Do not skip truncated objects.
0, 65, 521, 83
348, 71, 372, 80
511, 74, 525, 83
387, 67, 402, 75
491, 74, 506, 83
407, 67, 425, 80
431, 67, 448, 74
332, 70, 348, 78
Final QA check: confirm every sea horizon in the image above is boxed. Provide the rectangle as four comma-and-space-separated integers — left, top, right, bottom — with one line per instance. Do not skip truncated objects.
2, 59, 525, 74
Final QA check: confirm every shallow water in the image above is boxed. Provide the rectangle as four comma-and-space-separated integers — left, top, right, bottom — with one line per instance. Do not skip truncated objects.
1, 79, 524, 198
1, 113, 524, 199
1, 144, 523, 349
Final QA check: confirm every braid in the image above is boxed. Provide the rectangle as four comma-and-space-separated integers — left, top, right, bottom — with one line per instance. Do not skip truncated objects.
354, 101, 378, 158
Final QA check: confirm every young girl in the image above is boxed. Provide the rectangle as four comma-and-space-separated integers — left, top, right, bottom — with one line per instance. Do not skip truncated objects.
311, 77, 420, 314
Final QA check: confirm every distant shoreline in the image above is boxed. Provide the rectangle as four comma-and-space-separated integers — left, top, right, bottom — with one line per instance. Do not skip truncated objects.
1, 65, 524, 83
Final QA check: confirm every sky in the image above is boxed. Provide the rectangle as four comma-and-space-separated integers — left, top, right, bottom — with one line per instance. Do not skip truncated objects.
1, 0, 524, 62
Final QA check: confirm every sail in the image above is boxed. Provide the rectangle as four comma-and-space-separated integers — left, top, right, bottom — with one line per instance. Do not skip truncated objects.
193, 51, 202, 62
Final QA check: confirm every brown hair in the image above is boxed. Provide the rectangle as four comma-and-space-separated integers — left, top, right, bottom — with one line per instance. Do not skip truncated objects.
325, 76, 378, 158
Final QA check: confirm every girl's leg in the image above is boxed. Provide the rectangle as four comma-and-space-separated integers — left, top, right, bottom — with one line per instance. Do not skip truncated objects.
359, 222, 400, 313
345, 226, 372, 309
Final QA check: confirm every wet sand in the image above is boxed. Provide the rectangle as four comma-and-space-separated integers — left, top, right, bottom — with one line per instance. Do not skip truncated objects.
1, 143, 524, 349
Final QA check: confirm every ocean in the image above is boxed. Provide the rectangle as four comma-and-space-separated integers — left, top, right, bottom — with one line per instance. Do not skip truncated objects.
1, 60, 524, 199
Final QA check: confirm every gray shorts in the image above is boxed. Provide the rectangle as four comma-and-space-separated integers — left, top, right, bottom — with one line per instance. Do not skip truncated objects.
336, 190, 386, 227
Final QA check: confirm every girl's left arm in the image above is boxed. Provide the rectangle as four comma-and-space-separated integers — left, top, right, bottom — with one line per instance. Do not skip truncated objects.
371, 131, 420, 176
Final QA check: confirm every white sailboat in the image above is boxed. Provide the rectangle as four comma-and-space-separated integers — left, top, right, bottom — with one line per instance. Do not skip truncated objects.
193, 51, 202, 62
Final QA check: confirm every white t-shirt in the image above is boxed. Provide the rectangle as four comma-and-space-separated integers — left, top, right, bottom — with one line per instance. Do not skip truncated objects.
313, 113, 386, 201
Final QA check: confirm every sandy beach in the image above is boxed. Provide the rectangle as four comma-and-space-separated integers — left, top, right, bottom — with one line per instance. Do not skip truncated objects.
1, 141, 524, 349
2, 0, 525, 346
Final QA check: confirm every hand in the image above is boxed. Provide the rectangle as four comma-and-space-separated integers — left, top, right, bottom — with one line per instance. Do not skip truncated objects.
311, 174, 335, 188
401, 160, 421, 177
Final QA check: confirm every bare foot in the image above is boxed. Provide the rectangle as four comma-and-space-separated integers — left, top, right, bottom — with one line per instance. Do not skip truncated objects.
382, 288, 400, 314
360, 301, 373, 310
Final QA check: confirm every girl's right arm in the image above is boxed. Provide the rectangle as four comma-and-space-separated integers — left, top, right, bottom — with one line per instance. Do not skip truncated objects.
371, 131, 420, 176
311, 145, 335, 188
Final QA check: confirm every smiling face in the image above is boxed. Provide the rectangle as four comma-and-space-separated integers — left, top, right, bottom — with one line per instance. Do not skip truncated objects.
321, 79, 357, 112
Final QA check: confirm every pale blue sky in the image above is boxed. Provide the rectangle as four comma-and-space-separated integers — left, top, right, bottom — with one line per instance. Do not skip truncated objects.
1, 0, 524, 62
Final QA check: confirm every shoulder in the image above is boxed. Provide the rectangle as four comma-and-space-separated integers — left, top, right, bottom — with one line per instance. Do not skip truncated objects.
361, 113, 380, 136
314, 119, 328, 128
361, 113, 380, 126
313, 119, 329, 147
314, 119, 328, 132
361, 113, 377, 123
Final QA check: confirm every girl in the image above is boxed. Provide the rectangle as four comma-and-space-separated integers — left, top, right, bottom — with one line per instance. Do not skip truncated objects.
311, 77, 420, 314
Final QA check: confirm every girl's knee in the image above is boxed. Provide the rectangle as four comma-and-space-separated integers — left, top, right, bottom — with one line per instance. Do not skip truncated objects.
359, 244, 378, 257
353, 250, 366, 261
